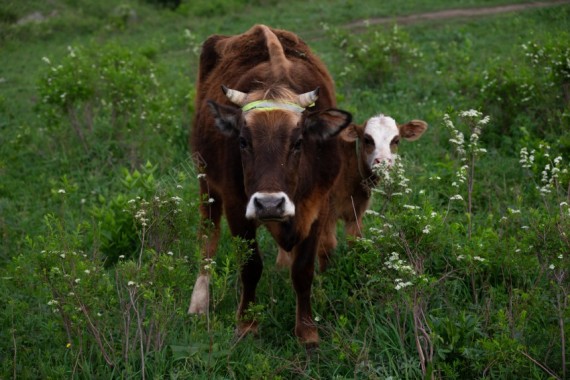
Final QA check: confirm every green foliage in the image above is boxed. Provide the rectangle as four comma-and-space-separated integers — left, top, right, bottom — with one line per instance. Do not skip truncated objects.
37, 43, 183, 168
326, 23, 422, 88
177, 0, 250, 18
459, 32, 570, 145
89, 162, 159, 265
1, 1, 570, 378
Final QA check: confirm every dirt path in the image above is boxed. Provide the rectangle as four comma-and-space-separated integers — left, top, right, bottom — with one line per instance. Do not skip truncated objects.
344, 0, 570, 31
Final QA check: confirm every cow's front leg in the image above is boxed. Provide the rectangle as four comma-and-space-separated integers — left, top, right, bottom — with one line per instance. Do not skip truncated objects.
291, 223, 319, 348
227, 208, 262, 338
235, 240, 263, 337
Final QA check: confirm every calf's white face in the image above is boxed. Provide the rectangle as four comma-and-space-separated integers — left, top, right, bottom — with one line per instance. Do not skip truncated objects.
343, 114, 428, 170
363, 115, 401, 168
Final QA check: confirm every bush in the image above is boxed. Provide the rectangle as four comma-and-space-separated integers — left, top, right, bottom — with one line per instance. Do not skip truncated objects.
37, 43, 183, 168
325, 23, 422, 88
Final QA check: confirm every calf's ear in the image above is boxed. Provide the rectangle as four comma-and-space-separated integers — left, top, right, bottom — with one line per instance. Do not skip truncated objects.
304, 109, 352, 139
207, 100, 241, 136
399, 120, 428, 141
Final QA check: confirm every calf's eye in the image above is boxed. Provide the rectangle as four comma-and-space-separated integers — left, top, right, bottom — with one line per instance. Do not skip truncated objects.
239, 137, 248, 150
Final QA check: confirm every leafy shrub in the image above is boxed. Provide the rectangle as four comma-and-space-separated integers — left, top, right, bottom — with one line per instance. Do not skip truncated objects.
37, 43, 183, 168
462, 33, 570, 145
324, 23, 422, 88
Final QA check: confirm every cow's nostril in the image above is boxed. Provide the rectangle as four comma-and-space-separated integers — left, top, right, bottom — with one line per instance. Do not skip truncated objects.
374, 157, 392, 167
254, 197, 264, 210
254, 195, 284, 211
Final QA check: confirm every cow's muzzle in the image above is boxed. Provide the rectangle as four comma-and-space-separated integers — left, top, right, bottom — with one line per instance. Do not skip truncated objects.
245, 192, 295, 221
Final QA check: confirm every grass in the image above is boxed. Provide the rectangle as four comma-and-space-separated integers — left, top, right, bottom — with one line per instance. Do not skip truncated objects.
1, 0, 570, 378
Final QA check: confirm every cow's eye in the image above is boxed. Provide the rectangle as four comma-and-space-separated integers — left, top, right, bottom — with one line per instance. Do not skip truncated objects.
239, 137, 248, 150
391, 137, 400, 146
364, 135, 375, 147
293, 137, 303, 151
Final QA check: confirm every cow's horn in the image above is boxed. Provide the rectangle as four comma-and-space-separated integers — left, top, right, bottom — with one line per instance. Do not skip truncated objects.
222, 85, 248, 106
298, 87, 320, 108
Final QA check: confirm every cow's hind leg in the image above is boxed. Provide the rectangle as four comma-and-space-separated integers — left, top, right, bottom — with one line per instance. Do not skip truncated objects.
188, 184, 223, 315
276, 247, 293, 269
317, 209, 337, 272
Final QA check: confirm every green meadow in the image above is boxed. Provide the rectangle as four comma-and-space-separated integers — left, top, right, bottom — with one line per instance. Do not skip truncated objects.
1, 0, 569, 378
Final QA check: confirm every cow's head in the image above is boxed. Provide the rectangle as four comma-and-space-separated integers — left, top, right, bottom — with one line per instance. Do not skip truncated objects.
341, 115, 427, 169
208, 86, 351, 221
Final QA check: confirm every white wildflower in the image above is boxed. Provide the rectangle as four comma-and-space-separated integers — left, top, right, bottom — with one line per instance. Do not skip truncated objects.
459, 109, 482, 118
450, 194, 464, 201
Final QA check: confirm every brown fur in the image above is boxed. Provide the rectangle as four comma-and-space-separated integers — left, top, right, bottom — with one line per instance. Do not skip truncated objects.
190, 25, 351, 347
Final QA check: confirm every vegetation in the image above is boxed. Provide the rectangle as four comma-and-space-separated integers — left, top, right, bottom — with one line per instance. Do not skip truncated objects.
1, 0, 569, 378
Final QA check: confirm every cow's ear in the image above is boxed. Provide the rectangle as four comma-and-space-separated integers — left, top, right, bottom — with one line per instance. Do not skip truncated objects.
304, 109, 352, 139
207, 100, 241, 136
399, 120, 428, 141
338, 124, 360, 143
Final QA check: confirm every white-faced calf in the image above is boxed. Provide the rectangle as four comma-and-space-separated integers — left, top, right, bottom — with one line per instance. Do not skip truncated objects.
276, 114, 427, 271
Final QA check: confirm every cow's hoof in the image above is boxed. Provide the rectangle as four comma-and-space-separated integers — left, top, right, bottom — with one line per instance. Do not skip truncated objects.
235, 321, 259, 340
188, 274, 209, 314
305, 341, 319, 356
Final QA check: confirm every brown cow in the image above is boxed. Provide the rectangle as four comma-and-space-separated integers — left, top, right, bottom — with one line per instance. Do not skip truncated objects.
188, 25, 351, 348
276, 115, 427, 271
